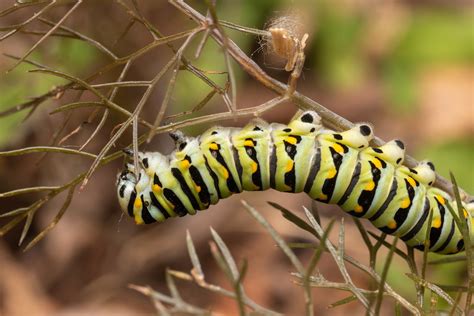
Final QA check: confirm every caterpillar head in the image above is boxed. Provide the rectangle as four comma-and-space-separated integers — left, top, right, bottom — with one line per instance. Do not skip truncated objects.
116, 169, 137, 218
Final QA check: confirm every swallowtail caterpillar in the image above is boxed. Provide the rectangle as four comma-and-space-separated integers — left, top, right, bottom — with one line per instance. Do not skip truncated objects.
117, 111, 474, 254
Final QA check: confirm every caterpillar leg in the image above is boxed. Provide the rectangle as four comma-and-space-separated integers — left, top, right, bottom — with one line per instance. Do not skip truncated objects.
404, 160, 436, 186
287, 111, 322, 133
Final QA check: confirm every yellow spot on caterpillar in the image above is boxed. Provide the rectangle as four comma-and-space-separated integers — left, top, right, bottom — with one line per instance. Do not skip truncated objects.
319, 193, 328, 200
407, 177, 417, 188
209, 143, 219, 151
327, 168, 337, 179
365, 181, 375, 191
387, 220, 397, 230
354, 205, 363, 213
401, 198, 410, 209
432, 217, 442, 228
195, 185, 201, 193
286, 136, 297, 145
221, 167, 229, 179
135, 216, 144, 225
333, 143, 344, 154
152, 184, 161, 193
436, 195, 445, 205
251, 162, 258, 173
285, 160, 294, 172
372, 158, 382, 169
134, 198, 142, 209
244, 140, 254, 147
180, 159, 190, 169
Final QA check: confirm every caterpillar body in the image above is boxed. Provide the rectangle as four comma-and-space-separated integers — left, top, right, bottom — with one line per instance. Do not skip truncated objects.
117, 111, 474, 254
